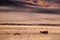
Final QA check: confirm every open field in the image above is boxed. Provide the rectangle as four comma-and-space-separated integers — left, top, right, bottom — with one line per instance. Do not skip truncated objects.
0, 33, 60, 40
0, 6, 60, 24
0, 11, 60, 24
0, 25, 60, 40
0, 6, 60, 40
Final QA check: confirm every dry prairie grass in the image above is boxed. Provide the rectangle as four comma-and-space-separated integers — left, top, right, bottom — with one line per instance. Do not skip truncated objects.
0, 33, 60, 40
